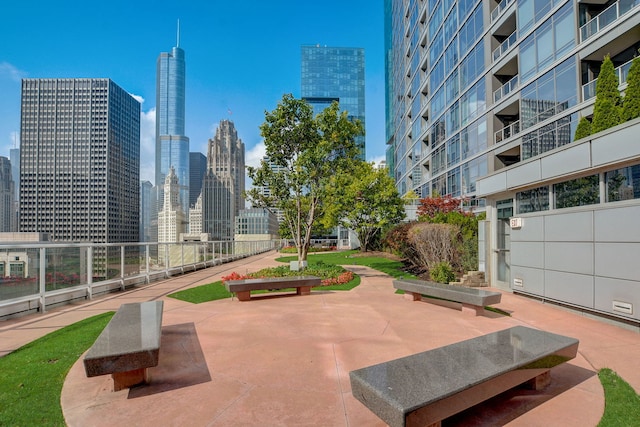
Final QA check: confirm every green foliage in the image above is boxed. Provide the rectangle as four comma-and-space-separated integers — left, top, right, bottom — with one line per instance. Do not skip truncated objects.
554, 175, 600, 209
0, 312, 114, 426
168, 281, 232, 303
381, 222, 419, 265
598, 368, 640, 426
323, 160, 406, 252
429, 261, 455, 283
245, 94, 363, 262
592, 55, 622, 133
622, 55, 640, 121
574, 116, 592, 140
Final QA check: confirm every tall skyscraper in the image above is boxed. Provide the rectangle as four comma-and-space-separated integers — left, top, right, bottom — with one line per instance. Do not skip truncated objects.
0, 156, 14, 232
301, 45, 366, 159
140, 180, 153, 242
158, 167, 186, 244
9, 148, 19, 230
189, 151, 206, 208
201, 120, 245, 241
156, 25, 189, 214
20, 78, 140, 242
386, 0, 640, 322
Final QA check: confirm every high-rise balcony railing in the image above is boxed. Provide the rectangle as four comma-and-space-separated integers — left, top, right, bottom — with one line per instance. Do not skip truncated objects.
582, 58, 634, 100
0, 239, 281, 319
495, 120, 521, 143
492, 31, 518, 62
580, 0, 640, 42
494, 75, 519, 103
491, 0, 516, 22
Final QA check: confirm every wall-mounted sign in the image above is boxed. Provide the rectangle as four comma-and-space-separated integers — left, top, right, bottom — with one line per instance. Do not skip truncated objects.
510, 217, 522, 229
513, 278, 523, 287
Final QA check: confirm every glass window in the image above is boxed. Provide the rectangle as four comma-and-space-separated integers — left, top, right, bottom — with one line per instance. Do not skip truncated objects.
606, 164, 640, 202
554, 175, 600, 209
516, 186, 549, 213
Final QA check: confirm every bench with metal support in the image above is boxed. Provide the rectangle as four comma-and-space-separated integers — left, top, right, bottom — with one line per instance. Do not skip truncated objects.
349, 326, 579, 427
393, 278, 502, 316
224, 276, 321, 301
83, 300, 163, 391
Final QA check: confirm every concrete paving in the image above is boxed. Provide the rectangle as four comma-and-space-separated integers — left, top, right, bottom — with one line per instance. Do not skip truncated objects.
1, 250, 639, 426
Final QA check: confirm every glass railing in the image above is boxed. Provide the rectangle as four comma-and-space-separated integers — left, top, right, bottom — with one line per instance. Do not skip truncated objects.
494, 75, 519, 103
495, 120, 521, 143
492, 31, 518, 62
0, 239, 281, 318
580, 0, 640, 42
491, 0, 516, 22
581, 58, 634, 101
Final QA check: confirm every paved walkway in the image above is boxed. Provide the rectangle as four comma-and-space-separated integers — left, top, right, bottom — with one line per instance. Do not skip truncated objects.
1, 250, 639, 426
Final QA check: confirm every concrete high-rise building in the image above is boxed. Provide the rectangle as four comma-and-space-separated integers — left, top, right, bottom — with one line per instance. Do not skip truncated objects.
140, 180, 153, 242
301, 45, 366, 159
189, 151, 206, 208
386, 0, 640, 324
0, 156, 14, 232
158, 167, 186, 244
19, 78, 140, 243
202, 120, 245, 241
156, 26, 189, 214
9, 148, 19, 231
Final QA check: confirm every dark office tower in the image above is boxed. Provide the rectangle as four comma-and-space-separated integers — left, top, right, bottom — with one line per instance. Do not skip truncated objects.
19, 78, 140, 243
201, 120, 245, 241
140, 180, 153, 242
156, 24, 189, 214
0, 156, 14, 232
301, 45, 366, 160
189, 151, 206, 208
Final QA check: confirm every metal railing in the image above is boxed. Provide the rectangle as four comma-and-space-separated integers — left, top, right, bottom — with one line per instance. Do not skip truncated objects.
582, 58, 634, 100
495, 120, 521, 143
494, 75, 519, 103
0, 239, 281, 318
580, 0, 640, 42
492, 31, 518, 62
491, 0, 516, 22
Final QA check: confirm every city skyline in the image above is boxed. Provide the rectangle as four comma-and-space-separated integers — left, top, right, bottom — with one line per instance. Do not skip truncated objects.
0, 1, 386, 186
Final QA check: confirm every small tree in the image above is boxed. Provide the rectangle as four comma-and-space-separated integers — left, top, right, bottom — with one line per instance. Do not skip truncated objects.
574, 116, 592, 140
622, 55, 640, 121
246, 94, 363, 264
592, 55, 622, 133
324, 161, 406, 252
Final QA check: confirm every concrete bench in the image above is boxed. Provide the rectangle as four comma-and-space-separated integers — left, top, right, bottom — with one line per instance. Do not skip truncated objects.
83, 301, 163, 391
350, 326, 579, 427
393, 279, 501, 316
224, 276, 321, 301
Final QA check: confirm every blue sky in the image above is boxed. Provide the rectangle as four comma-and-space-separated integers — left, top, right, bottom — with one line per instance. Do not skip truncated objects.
0, 0, 386, 184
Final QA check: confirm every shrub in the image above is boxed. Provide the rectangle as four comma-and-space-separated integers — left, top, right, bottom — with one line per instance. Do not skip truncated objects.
429, 261, 455, 283
592, 55, 622, 133
574, 116, 592, 140
622, 55, 640, 121
407, 222, 459, 270
381, 222, 418, 265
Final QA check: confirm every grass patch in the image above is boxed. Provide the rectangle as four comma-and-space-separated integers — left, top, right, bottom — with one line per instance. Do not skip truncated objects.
598, 368, 640, 426
168, 281, 231, 303
276, 250, 417, 279
0, 312, 114, 426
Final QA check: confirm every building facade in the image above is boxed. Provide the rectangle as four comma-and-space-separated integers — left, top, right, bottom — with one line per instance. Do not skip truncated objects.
189, 151, 206, 208
10, 148, 19, 231
158, 167, 186, 244
156, 36, 189, 214
140, 180, 153, 242
201, 120, 245, 241
301, 45, 366, 159
386, 0, 640, 324
20, 78, 140, 243
0, 156, 14, 232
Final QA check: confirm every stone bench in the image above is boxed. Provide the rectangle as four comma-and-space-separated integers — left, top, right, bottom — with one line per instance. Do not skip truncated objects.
350, 326, 579, 427
83, 301, 163, 391
224, 276, 322, 301
393, 279, 502, 316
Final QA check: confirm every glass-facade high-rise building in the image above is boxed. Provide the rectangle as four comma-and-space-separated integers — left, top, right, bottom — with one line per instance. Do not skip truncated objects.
156, 38, 189, 215
20, 78, 140, 242
301, 45, 366, 159
386, 0, 640, 323
189, 151, 206, 208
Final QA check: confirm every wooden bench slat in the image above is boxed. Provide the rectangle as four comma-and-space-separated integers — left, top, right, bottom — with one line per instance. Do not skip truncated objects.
349, 326, 579, 427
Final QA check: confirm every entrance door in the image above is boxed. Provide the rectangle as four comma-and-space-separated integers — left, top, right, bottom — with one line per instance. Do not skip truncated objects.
495, 199, 513, 290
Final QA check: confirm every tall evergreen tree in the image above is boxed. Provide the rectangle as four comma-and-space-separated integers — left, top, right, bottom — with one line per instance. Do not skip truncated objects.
622, 55, 640, 121
574, 116, 592, 140
592, 55, 622, 133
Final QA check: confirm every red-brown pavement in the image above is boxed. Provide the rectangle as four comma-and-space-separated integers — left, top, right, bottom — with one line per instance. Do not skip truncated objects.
1, 250, 639, 426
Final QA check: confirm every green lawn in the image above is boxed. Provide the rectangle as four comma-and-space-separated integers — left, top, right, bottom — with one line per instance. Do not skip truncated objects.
598, 368, 640, 426
0, 312, 114, 426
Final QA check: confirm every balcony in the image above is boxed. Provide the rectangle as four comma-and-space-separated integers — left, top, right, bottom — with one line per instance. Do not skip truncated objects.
495, 120, 521, 143
494, 75, 519, 103
491, 0, 516, 22
582, 58, 634, 100
492, 31, 518, 62
580, 0, 640, 42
